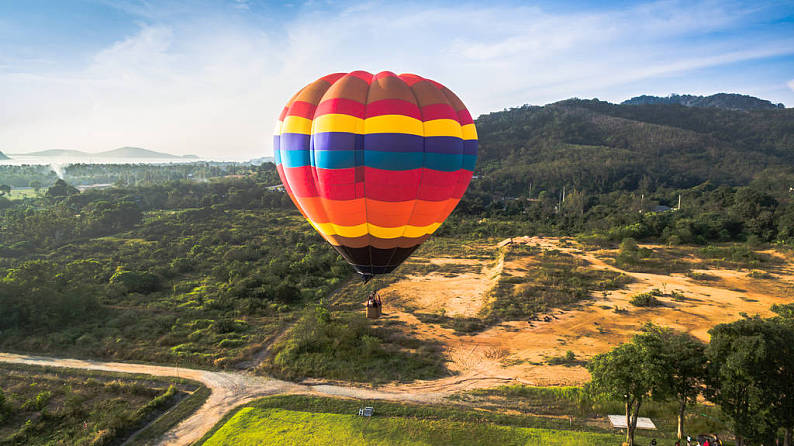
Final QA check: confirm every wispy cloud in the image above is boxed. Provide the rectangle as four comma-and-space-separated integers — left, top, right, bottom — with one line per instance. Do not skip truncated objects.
0, 0, 792, 158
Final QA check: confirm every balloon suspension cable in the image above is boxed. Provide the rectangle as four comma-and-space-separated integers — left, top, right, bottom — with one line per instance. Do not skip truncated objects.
359, 273, 374, 284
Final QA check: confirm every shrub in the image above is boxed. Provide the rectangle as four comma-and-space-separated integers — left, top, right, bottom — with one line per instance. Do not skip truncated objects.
548, 350, 583, 366
747, 269, 773, 279
109, 269, 160, 294
686, 271, 718, 281
22, 390, 53, 411
629, 292, 662, 307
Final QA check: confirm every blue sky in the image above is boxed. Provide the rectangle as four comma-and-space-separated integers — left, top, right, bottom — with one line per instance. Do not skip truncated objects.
1, 0, 792, 158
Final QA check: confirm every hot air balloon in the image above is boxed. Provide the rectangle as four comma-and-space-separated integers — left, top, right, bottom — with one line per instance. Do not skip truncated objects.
273, 71, 477, 282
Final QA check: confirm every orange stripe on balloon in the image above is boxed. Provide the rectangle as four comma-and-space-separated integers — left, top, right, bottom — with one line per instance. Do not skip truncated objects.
294, 197, 460, 228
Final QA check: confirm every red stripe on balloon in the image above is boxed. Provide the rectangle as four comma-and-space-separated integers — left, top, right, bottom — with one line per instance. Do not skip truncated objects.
282, 166, 472, 202
281, 165, 319, 197
285, 101, 317, 119
315, 98, 366, 119
457, 109, 474, 125
420, 103, 458, 121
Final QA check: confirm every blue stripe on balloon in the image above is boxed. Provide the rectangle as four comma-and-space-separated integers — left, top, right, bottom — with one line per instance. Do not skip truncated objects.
277, 149, 475, 172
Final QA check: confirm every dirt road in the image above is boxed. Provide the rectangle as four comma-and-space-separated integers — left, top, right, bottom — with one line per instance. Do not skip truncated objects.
0, 352, 520, 445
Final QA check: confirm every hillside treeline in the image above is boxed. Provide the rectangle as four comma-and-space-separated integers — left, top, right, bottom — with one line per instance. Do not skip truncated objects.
475, 100, 794, 194
444, 101, 794, 245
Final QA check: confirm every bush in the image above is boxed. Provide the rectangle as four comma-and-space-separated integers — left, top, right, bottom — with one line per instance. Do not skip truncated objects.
629, 292, 662, 307
109, 269, 160, 294
686, 271, 718, 281
747, 269, 773, 279
22, 390, 53, 411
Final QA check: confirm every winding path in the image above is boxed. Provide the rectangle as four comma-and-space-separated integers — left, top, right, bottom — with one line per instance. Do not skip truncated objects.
0, 352, 517, 445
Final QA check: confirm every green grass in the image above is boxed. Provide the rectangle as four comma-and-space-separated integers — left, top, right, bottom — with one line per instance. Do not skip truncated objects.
197, 395, 661, 446
202, 407, 633, 446
4, 189, 38, 200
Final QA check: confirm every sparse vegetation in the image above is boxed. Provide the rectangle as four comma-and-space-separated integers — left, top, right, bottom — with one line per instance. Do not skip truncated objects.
487, 247, 631, 321
629, 292, 663, 307
686, 271, 718, 281
0, 363, 204, 445
747, 269, 773, 279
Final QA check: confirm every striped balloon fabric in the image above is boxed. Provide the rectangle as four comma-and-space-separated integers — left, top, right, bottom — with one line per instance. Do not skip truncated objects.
274, 71, 477, 279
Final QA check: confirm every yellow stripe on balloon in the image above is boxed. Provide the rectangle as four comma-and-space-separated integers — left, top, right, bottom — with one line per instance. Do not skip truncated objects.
281, 114, 471, 139
281, 116, 313, 134
310, 221, 442, 239
423, 119, 462, 138
462, 123, 478, 140
273, 120, 283, 136
312, 114, 365, 134
364, 115, 424, 136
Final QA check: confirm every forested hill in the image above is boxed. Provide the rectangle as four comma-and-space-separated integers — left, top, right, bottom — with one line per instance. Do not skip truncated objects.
621, 93, 785, 110
473, 99, 794, 196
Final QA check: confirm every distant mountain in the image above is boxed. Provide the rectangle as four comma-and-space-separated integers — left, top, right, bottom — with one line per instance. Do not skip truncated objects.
16, 147, 197, 159
20, 149, 87, 157
97, 147, 181, 158
621, 93, 784, 111
0, 150, 9, 160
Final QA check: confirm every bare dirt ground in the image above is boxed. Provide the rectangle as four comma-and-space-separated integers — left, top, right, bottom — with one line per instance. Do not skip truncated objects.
377, 236, 794, 386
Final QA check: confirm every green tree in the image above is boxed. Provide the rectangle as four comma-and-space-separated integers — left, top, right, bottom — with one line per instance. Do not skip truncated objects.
769, 306, 794, 446
45, 179, 79, 198
634, 324, 706, 441
705, 318, 787, 445
29, 180, 43, 194
588, 342, 658, 446
0, 184, 10, 196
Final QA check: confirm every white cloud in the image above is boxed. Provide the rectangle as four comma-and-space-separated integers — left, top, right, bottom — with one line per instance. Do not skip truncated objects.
0, 0, 792, 158
788, 79, 794, 92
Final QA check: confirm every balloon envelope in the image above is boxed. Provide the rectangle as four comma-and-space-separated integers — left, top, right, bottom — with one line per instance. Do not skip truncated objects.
274, 71, 477, 278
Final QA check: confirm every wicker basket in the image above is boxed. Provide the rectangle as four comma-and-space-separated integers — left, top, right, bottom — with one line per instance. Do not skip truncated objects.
366, 305, 381, 319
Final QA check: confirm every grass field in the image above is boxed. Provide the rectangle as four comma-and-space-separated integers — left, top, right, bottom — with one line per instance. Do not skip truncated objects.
4, 188, 38, 200
199, 395, 660, 446
203, 407, 636, 446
